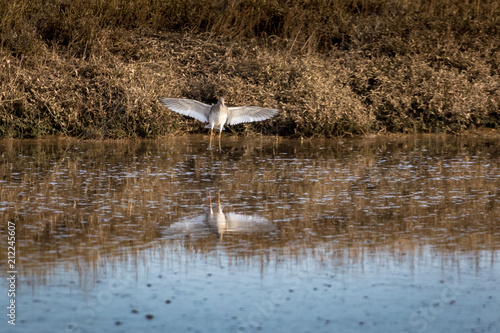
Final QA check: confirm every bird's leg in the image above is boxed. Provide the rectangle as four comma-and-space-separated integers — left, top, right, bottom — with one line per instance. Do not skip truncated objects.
209, 129, 213, 148
209, 194, 213, 215
218, 131, 222, 150
217, 190, 223, 214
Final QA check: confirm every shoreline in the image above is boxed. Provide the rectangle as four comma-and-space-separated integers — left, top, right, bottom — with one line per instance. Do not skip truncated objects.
1, 128, 500, 144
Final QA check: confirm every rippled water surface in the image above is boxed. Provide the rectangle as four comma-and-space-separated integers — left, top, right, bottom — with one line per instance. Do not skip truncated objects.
0, 134, 499, 333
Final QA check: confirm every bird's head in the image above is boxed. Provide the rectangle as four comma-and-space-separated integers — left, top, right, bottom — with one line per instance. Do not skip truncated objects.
218, 97, 225, 105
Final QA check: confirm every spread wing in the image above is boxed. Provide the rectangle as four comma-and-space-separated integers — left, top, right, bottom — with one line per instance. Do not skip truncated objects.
224, 213, 274, 233
160, 98, 211, 123
226, 106, 279, 125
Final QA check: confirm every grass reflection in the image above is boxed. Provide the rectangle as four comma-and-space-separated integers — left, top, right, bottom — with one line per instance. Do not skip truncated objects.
0, 134, 499, 283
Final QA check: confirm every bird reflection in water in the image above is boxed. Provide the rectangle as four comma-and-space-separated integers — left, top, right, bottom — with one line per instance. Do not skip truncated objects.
164, 192, 274, 239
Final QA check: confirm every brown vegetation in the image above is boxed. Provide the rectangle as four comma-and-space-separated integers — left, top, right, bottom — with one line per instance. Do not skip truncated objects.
1, 0, 499, 138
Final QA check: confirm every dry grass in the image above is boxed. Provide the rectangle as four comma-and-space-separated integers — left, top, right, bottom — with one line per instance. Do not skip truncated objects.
0, 0, 499, 138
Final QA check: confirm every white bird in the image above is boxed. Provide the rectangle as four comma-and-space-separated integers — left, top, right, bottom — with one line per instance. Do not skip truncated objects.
160, 97, 279, 148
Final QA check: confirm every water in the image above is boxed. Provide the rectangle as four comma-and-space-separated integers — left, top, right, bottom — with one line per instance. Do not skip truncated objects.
0, 134, 499, 333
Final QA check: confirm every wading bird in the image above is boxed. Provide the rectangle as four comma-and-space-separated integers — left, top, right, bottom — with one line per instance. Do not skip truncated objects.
160, 97, 279, 148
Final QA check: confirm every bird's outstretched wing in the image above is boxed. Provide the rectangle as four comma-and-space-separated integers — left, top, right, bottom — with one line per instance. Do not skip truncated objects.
226, 106, 279, 125
224, 213, 275, 233
160, 98, 212, 123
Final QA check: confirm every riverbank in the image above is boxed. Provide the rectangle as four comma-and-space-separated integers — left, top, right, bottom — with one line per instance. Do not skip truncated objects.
1, 0, 499, 138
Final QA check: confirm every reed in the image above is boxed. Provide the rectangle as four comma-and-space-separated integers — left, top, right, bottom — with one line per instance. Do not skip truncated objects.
1, 0, 499, 138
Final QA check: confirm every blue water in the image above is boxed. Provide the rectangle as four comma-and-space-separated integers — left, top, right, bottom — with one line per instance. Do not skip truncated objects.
5, 245, 498, 333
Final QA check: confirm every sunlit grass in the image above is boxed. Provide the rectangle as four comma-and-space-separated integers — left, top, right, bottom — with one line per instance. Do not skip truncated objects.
0, 0, 499, 138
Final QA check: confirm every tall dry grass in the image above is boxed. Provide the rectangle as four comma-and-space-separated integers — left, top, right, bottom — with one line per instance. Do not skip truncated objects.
0, 0, 499, 137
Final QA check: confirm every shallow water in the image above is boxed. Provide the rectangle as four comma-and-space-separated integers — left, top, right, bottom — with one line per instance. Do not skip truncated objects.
0, 134, 499, 333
